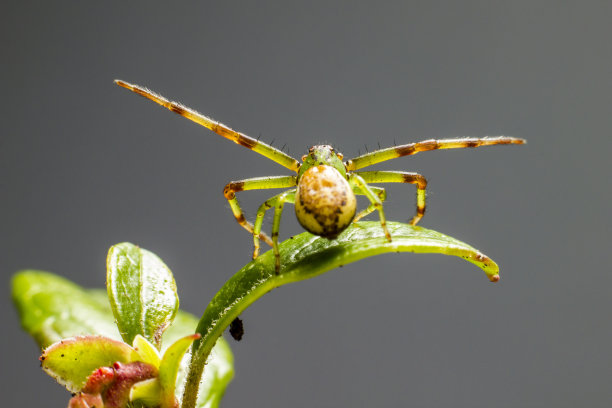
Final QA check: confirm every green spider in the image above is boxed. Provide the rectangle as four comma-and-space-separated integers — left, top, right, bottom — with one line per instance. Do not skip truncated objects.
115, 79, 525, 273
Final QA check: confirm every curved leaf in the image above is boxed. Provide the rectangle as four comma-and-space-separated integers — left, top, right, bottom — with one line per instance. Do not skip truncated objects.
133, 334, 162, 367
130, 378, 161, 406
11, 271, 120, 348
182, 221, 499, 407
107, 242, 179, 349
41, 335, 139, 392
159, 334, 200, 408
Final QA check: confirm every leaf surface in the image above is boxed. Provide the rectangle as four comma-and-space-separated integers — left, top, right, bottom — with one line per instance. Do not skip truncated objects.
106, 242, 179, 348
41, 335, 139, 392
159, 334, 200, 408
11, 271, 120, 348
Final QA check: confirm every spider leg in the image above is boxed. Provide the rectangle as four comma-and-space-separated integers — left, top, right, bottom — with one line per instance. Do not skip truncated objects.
346, 136, 526, 171
272, 191, 295, 273
352, 185, 386, 222
223, 176, 297, 250
115, 80, 301, 171
355, 171, 427, 225
253, 189, 296, 263
349, 174, 392, 241
250, 189, 296, 273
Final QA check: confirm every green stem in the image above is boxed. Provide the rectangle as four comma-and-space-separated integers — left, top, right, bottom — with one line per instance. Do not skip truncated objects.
182, 275, 279, 408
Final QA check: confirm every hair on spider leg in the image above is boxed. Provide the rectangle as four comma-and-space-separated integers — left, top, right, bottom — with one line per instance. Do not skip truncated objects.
229, 317, 244, 341
364, 144, 369, 153
377, 141, 381, 149
269, 138, 275, 147
257, 133, 262, 141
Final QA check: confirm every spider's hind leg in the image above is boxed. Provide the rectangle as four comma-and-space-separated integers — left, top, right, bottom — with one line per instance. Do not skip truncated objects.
355, 171, 427, 225
349, 173, 392, 241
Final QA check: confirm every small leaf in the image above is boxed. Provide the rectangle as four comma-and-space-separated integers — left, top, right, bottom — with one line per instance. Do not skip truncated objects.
11, 271, 120, 348
40, 335, 139, 392
130, 378, 161, 406
107, 242, 179, 349
158, 334, 201, 408
133, 334, 161, 367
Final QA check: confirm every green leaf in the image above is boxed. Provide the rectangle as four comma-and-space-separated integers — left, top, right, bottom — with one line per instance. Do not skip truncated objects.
12, 270, 234, 407
11, 271, 120, 348
133, 334, 162, 367
182, 221, 498, 408
41, 335, 140, 392
106, 242, 179, 349
159, 334, 200, 408
130, 378, 161, 406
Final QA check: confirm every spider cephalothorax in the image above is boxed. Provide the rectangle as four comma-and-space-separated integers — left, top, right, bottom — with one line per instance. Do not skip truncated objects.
115, 79, 525, 273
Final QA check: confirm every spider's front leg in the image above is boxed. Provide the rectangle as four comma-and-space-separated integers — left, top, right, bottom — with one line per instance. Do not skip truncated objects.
346, 136, 525, 171
253, 189, 296, 273
223, 176, 297, 255
349, 173, 392, 241
355, 171, 427, 225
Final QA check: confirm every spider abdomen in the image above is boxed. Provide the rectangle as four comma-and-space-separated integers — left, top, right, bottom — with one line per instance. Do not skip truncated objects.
295, 165, 356, 239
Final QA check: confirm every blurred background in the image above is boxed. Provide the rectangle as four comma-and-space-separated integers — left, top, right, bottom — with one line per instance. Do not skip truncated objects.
2, 1, 611, 407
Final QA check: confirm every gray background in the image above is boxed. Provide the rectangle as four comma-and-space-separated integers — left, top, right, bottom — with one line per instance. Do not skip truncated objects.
2, 1, 611, 407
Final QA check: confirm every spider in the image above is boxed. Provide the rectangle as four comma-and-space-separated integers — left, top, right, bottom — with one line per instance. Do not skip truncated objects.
115, 79, 525, 273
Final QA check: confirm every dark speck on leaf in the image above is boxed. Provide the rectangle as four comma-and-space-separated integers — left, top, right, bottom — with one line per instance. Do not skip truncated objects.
229, 317, 244, 341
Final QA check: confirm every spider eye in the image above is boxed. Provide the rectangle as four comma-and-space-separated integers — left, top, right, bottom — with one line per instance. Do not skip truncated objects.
301, 154, 307, 161
337, 152, 344, 160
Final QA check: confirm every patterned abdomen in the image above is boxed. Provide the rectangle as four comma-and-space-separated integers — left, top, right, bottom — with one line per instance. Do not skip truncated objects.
295, 165, 356, 238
